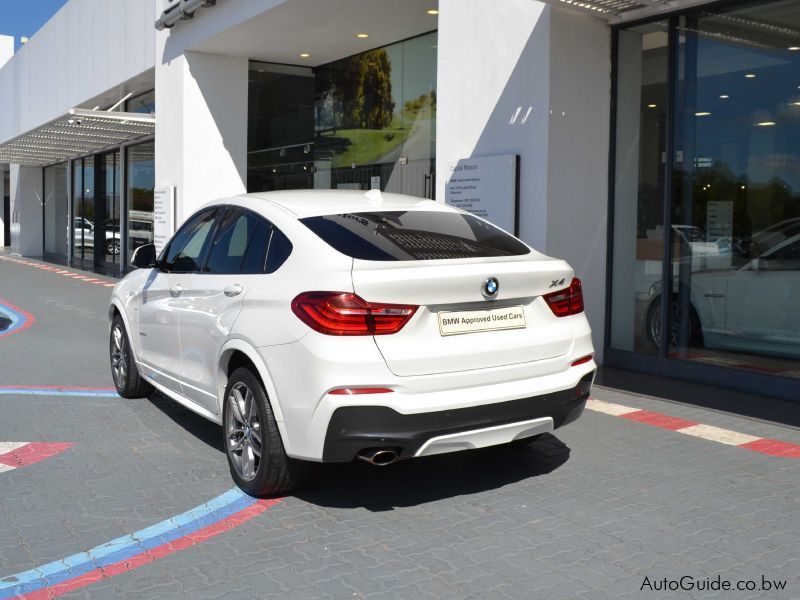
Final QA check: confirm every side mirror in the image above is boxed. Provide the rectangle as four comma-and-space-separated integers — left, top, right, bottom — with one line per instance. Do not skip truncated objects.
131, 243, 157, 269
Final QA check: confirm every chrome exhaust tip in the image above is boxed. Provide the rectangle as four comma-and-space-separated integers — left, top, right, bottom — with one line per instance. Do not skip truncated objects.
357, 449, 398, 466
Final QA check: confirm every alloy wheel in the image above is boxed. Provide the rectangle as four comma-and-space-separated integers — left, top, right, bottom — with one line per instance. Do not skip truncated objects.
225, 382, 262, 481
110, 325, 127, 388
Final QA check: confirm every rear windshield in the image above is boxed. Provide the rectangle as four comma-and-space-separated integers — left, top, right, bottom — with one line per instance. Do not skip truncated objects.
300, 211, 530, 261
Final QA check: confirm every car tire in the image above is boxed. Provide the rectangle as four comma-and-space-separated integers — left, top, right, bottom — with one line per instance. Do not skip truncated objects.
107, 239, 121, 256
645, 294, 703, 350
223, 367, 308, 497
110, 315, 153, 398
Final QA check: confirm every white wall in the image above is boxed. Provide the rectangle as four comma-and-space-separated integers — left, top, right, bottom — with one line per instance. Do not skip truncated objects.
10, 166, 43, 257
436, 0, 611, 360
155, 41, 249, 228
545, 7, 611, 360
436, 0, 551, 249
0, 0, 156, 145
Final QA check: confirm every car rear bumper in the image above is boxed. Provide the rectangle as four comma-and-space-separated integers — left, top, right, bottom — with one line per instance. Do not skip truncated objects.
321, 371, 593, 462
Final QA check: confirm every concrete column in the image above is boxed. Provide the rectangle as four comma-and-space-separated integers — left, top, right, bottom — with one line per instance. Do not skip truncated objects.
545, 7, 611, 360
155, 37, 248, 232
436, 0, 551, 250
10, 164, 43, 257
437, 0, 611, 359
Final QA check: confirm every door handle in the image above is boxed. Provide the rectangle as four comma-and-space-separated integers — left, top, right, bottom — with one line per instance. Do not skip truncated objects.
170, 284, 184, 297
224, 284, 243, 297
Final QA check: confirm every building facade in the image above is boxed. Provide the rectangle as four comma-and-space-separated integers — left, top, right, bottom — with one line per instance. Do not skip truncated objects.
0, 0, 798, 401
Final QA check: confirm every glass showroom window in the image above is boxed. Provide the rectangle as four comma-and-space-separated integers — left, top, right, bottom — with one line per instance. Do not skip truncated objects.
126, 142, 155, 263
610, 21, 669, 355
126, 90, 155, 115
248, 31, 437, 197
611, 0, 800, 382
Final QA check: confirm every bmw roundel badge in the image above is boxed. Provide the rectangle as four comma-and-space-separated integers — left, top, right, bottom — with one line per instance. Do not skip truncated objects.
482, 277, 499, 300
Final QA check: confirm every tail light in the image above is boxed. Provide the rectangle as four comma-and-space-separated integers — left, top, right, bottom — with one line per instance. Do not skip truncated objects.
291, 292, 418, 336
543, 277, 584, 317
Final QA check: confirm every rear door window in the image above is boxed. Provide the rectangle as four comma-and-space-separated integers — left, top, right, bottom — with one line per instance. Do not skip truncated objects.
204, 207, 270, 274
300, 211, 530, 261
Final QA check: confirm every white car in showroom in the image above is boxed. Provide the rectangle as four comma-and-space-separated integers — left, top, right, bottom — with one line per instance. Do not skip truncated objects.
645, 232, 800, 357
109, 190, 595, 496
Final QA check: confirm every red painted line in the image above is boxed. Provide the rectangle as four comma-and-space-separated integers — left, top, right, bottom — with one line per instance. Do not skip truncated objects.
0, 442, 73, 468
22, 499, 280, 599
619, 409, 699, 431
0, 298, 35, 339
740, 438, 800, 458
0, 385, 117, 391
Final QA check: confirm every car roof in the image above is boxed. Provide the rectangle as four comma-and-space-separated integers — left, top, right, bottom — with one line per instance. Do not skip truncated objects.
219, 189, 457, 219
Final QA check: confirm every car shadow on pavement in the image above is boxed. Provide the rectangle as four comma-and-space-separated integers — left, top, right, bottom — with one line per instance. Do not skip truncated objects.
145, 392, 225, 452
297, 434, 571, 512
142, 392, 571, 511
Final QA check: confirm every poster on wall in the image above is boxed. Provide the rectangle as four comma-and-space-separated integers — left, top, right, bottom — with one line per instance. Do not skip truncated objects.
153, 186, 175, 254
445, 154, 519, 235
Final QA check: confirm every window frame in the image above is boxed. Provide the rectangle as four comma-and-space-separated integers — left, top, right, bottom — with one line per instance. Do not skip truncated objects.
158, 207, 220, 274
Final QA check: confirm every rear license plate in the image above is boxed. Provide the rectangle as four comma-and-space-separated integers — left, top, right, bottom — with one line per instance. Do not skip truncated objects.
438, 306, 527, 336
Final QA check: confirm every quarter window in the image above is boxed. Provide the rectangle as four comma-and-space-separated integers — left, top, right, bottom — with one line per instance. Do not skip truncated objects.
204, 207, 276, 275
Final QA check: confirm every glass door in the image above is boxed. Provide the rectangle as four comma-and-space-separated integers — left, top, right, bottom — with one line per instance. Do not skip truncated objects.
71, 157, 95, 270
97, 151, 121, 272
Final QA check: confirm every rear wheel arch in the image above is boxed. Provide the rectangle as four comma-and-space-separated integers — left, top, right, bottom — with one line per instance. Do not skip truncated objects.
217, 341, 286, 426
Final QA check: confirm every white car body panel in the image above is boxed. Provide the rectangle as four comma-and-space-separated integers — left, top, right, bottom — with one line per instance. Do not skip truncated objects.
111, 190, 595, 462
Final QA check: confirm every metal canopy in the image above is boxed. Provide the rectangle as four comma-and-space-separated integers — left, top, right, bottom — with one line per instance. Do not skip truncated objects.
0, 109, 156, 167
557, 0, 670, 18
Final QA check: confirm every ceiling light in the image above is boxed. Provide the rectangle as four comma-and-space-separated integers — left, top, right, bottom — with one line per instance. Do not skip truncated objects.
791, 102, 800, 106
745, 73, 756, 78
299, 52, 310, 58
695, 112, 711, 117
789, 46, 800, 51
719, 94, 729, 99
647, 103, 657, 108
355, 33, 369, 38
426, 9, 439, 15
755, 121, 776, 126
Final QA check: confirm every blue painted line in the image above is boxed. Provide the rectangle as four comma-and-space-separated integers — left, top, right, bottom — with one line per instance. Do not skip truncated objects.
0, 488, 255, 598
0, 301, 30, 337
0, 388, 120, 398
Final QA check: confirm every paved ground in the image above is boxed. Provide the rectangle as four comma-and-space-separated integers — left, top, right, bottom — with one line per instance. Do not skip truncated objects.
1, 250, 799, 599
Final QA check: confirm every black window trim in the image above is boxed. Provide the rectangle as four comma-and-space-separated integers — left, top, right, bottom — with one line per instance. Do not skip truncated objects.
159, 206, 221, 274
196, 204, 285, 275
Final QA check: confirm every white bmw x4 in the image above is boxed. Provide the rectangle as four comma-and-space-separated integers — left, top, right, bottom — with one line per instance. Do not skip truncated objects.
109, 190, 595, 496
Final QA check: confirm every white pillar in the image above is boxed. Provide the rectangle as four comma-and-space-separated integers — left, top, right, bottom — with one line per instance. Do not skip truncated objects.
0, 35, 13, 69
155, 44, 248, 231
436, 0, 610, 359
545, 7, 611, 360
436, 0, 551, 250
10, 164, 43, 257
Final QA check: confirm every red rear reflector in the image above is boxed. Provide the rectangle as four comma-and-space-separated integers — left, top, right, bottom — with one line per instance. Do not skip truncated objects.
291, 292, 417, 336
543, 277, 584, 317
571, 354, 593, 367
328, 387, 394, 395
